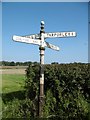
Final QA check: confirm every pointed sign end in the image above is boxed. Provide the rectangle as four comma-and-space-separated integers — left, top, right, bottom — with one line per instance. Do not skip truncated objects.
12, 35, 16, 41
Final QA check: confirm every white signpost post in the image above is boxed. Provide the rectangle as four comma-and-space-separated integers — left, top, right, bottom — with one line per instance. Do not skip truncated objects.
12, 21, 76, 118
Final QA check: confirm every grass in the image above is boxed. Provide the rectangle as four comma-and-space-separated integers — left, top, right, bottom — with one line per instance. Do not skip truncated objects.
2, 74, 25, 93
1, 74, 26, 118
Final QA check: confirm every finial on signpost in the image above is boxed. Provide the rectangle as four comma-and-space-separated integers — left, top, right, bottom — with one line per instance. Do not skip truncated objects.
41, 20, 45, 25
40, 20, 45, 34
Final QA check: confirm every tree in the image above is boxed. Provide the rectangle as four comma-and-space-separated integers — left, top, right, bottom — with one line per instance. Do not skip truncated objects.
51, 62, 59, 64
9, 61, 15, 66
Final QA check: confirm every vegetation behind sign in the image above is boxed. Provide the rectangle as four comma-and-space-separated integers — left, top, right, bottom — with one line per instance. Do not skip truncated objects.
2, 63, 90, 119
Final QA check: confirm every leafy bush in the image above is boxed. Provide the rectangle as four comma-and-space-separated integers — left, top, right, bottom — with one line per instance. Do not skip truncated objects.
24, 63, 89, 119
2, 63, 90, 119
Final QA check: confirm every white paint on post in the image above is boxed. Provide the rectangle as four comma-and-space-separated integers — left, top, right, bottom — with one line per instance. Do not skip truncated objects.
40, 74, 44, 84
40, 32, 45, 85
39, 21, 45, 117
40, 33, 45, 48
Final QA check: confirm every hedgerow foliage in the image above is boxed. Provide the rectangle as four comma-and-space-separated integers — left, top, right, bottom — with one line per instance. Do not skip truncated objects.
3, 63, 89, 119
22, 63, 89, 119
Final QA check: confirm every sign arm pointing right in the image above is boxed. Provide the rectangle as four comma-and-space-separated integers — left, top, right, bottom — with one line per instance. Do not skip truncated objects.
44, 41, 60, 51
44, 31, 76, 38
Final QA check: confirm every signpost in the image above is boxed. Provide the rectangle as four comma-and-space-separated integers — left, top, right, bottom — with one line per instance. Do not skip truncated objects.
12, 21, 76, 118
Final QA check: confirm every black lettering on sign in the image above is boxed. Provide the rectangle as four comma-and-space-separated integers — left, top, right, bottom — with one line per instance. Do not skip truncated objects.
72, 32, 73, 36
48, 34, 50, 37
63, 33, 65, 37
65, 32, 67, 36
50, 33, 52, 36
54, 33, 56, 36
60, 33, 62, 36
52, 33, 54, 36
57, 33, 58, 37
68, 32, 70, 36
31, 36, 33, 39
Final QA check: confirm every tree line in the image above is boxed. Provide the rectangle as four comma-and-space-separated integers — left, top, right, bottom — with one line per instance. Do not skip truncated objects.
0, 61, 85, 66
0, 61, 39, 66
0, 61, 59, 66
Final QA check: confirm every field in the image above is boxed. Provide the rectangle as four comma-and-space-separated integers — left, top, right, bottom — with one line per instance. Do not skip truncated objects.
1, 66, 26, 93
0, 66, 27, 75
2, 74, 25, 93
0, 66, 27, 118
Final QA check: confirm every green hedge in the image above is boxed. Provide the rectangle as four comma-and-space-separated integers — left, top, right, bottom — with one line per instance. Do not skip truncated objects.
2, 63, 90, 119
24, 63, 90, 119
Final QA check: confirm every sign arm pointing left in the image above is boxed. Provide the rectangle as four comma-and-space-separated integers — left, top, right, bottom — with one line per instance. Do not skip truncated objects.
12, 35, 41, 46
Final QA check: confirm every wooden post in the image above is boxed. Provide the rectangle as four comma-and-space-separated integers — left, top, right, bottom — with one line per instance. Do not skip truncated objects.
39, 21, 45, 118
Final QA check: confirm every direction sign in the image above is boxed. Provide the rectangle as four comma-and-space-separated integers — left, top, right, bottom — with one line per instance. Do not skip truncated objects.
13, 35, 60, 51
44, 32, 76, 38
23, 34, 40, 39
13, 35, 41, 45
45, 41, 60, 51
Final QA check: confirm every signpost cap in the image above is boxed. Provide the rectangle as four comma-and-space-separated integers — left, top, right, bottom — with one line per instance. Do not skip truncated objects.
41, 21, 45, 25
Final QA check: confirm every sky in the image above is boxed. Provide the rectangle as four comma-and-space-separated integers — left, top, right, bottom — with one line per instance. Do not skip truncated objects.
0, 2, 2, 62
2, 2, 88, 64
1, 0, 89, 2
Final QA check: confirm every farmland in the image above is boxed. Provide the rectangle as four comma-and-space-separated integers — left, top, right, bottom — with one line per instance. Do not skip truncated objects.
1, 66, 26, 93
0, 66, 27, 75
2, 74, 25, 93
1, 66, 27, 118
